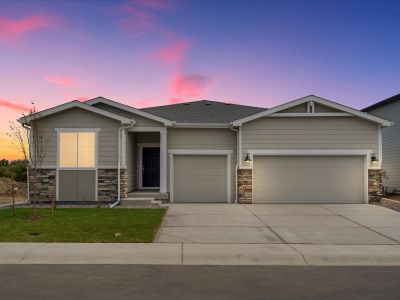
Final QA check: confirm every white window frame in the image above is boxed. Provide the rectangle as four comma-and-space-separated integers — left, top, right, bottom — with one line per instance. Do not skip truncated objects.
56, 128, 100, 202
56, 128, 99, 170
168, 149, 233, 203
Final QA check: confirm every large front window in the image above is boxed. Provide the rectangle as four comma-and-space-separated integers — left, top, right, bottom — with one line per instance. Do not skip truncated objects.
59, 131, 95, 168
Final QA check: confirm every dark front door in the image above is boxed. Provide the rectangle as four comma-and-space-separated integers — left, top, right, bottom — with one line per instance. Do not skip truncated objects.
142, 147, 160, 188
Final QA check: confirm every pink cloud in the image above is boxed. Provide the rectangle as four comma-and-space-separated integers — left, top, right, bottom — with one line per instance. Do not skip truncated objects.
171, 72, 211, 98
0, 98, 30, 112
45, 76, 75, 87
132, 98, 157, 108
149, 39, 192, 63
0, 15, 54, 43
134, 0, 174, 11
76, 96, 90, 102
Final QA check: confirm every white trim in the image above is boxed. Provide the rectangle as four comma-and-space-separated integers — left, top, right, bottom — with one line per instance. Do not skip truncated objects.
137, 143, 160, 190
250, 149, 371, 204
232, 95, 393, 127
247, 149, 373, 156
269, 113, 353, 117
85, 97, 173, 126
169, 149, 232, 203
168, 149, 233, 155
238, 127, 243, 168
18, 101, 133, 125
55, 128, 101, 132
172, 123, 230, 128
378, 125, 383, 168
160, 130, 168, 193
56, 129, 99, 201
128, 127, 167, 133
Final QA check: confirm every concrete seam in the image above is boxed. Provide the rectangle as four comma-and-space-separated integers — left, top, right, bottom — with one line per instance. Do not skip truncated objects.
287, 244, 311, 266
242, 205, 287, 244
181, 243, 184, 265
320, 205, 400, 244
19, 243, 48, 264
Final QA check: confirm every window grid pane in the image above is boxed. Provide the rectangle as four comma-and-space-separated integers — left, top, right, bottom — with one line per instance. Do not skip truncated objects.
78, 132, 95, 168
59, 132, 78, 168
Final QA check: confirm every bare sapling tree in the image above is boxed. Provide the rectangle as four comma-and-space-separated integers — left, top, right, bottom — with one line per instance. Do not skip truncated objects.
9, 102, 47, 218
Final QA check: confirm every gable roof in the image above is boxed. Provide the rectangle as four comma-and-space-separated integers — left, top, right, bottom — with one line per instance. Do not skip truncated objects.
141, 100, 267, 124
232, 95, 393, 127
85, 97, 173, 126
18, 100, 133, 125
362, 93, 400, 112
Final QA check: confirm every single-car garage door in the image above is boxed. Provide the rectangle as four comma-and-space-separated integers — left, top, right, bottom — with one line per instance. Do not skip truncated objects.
253, 156, 365, 203
173, 155, 227, 202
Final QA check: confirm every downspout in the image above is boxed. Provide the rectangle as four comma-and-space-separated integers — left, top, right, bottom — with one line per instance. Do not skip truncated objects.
110, 120, 135, 208
229, 124, 239, 203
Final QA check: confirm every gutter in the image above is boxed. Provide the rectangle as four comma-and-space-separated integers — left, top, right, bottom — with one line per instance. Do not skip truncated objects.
229, 124, 239, 203
110, 120, 135, 208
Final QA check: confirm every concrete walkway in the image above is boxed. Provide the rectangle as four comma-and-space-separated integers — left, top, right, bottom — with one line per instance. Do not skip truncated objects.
1, 204, 400, 266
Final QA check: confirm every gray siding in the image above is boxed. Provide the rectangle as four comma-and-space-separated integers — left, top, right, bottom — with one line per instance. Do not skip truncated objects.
241, 117, 379, 161
314, 103, 341, 113
280, 103, 307, 113
93, 103, 163, 127
167, 128, 237, 201
366, 101, 400, 190
40, 107, 120, 166
126, 132, 136, 191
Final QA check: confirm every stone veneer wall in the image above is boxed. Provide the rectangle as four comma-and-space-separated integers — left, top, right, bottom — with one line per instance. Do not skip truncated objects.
368, 169, 383, 202
237, 168, 252, 204
29, 168, 57, 201
97, 168, 127, 201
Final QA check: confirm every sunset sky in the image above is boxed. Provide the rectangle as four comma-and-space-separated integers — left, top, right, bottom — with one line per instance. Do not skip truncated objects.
1, 0, 399, 160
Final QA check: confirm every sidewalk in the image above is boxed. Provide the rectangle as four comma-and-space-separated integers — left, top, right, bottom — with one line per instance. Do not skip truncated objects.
1, 242, 400, 266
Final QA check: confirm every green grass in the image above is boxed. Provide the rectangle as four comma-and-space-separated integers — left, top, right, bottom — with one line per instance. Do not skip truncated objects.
0, 208, 166, 242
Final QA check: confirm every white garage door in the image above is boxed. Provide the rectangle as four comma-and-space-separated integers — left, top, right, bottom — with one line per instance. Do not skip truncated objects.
253, 156, 365, 203
173, 155, 227, 203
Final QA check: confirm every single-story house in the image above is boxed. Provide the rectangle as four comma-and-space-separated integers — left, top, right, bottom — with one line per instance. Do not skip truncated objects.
363, 93, 400, 193
18, 95, 392, 204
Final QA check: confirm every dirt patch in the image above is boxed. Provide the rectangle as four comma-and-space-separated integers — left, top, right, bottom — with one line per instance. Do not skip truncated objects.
385, 193, 400, 201
0, 177, 27, 204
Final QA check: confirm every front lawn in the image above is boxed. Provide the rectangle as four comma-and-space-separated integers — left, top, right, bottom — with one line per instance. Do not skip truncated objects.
0, 208, 166, 242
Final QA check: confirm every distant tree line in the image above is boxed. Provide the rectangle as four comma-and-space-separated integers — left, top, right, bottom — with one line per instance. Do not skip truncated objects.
0, 159, 28, 182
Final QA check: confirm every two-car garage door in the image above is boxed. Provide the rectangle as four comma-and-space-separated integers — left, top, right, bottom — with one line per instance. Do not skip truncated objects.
253, 156, 365, 203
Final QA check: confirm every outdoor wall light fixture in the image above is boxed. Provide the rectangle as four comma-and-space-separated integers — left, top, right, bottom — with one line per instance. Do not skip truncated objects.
244, 153, 252, 164
371, 153, 377, 162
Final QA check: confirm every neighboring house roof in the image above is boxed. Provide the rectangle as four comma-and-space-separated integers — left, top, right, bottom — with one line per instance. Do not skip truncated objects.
85, 97, 174, 126
232, 95, 393, 127
141, 100, 267, 124
18, 100, 133, 125
362, 93, 400, 112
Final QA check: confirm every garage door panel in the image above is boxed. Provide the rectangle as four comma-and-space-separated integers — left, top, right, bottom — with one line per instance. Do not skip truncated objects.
174, 155, 227, 203
254, 156, 364, 203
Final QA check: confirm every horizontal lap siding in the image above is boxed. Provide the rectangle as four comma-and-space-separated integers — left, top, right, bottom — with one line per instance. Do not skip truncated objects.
241, 117, 379, 161
168, 128, 237, 202
40, 107, 120, 167
367, 101, 400, 189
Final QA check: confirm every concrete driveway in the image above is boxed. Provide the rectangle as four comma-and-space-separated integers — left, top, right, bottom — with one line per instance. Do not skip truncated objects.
155, 203, 400, 245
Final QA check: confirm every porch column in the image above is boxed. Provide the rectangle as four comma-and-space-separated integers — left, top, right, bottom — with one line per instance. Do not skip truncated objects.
160, 129, 167, 193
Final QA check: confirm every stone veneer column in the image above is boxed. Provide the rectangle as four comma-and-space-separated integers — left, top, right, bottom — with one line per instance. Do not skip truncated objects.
237, 168, 252, 204
29, 168, 57, 201
97, 169, 127, 201
368, 169, 383, 202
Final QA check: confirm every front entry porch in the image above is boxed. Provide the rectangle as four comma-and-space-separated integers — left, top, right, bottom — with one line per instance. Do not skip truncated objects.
124, 128, 168, 202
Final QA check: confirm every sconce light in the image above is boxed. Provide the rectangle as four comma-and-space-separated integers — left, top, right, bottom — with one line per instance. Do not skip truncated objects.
244, 153, 252, 165
371, 153, 377, 162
